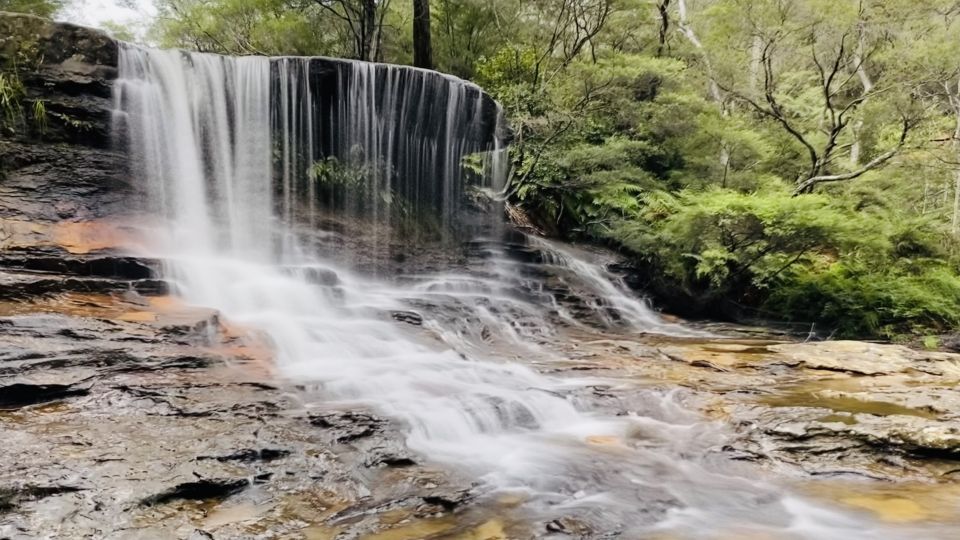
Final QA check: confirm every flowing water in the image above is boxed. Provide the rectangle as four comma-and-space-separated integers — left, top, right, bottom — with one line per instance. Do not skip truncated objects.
112, 46, 945, 539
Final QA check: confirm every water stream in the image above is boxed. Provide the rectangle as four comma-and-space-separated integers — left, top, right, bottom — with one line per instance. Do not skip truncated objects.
112, 46, 940, 539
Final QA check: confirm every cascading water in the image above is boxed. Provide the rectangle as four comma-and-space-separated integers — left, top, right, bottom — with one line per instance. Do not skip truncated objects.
114, 45, 936, 538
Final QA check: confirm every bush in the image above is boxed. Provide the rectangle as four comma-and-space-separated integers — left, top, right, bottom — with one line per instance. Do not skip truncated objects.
770, 262, 960, 337
599, 186, 960, 338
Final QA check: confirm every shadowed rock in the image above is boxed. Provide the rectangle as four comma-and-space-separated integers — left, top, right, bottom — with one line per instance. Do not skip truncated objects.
309, 411, 387, 443
197, 448, 291, 463
420, 488, 474, 512
0, 382, 89, 409
0, 485, 84, 512
364, 444, 417, 468
390, 310, 423, 326
141, 478, 249, 506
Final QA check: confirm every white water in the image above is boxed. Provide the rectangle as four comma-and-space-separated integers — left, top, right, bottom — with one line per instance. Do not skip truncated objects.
114, 46, 935, 538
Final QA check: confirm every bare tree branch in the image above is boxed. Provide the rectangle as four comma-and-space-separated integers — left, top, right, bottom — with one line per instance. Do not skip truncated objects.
793, 116, 913, 194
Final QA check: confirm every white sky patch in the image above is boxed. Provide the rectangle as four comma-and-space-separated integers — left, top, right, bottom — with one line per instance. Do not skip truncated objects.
58, 0, 156, 41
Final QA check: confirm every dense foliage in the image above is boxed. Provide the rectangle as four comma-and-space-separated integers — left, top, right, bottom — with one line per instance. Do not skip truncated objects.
144, 0, 960, 339
0, 0, 64, 18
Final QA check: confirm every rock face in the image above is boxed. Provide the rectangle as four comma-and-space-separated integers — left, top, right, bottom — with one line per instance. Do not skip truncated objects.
0, 12, 127, 225
0, 12, 154, 319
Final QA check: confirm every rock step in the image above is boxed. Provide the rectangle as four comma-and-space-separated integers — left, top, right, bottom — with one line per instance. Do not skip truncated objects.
0, 270, 167, 299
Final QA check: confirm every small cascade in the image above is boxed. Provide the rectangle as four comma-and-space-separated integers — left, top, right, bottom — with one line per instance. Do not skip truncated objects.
112, 45, 905, 539
529, 237, 705, 335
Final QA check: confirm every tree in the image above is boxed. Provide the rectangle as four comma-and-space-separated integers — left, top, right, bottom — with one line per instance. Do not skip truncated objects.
893, 2, 960, 231
432, 0, 511, 77
412, 0, 432, 68
314, 0, 392, 61
0, 0, 64, 18
696, 0, 923, 194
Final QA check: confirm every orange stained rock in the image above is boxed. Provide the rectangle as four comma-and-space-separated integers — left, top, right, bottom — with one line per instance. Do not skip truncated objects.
146, 295, 186, 311
0, 293, 125, 319
585, 435, 624, 447
53, 220, 134, 254
0, 218, 139, 254
117, 311, 158, 322
209, 318, 277, 378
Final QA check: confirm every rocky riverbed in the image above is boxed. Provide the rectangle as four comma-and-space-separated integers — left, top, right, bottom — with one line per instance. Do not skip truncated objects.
4, 238, 960, 538
0, 283, 508, 539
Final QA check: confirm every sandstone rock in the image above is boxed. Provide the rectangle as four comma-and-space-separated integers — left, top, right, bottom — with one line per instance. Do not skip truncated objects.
768, 340, 960, 377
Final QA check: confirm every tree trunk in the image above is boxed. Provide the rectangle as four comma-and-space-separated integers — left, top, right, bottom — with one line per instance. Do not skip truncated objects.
360, 0, 377, 61
749, 35, 763, 94
413, 0, 433, 69
951, 78, 960, 234
850, 21, 874, 167
676, 0, 729, 173
656, 0, 670, 57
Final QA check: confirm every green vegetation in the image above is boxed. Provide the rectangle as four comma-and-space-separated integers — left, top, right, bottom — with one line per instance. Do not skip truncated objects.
0, 0, 64, 18
0, 71, 23, 125
153, 0, 960, 338
0, 13, 49, 137
309, 155, 445, 240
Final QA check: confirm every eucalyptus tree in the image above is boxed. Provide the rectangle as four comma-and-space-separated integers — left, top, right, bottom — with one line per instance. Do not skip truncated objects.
889, 1, 960, 229
689, 0, 928, 194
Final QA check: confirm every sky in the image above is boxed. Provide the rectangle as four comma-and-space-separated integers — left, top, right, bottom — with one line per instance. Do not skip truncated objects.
59, 0, 156, 37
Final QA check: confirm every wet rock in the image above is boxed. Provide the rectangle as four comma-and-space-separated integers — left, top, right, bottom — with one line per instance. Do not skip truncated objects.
0, 253, 156, 280
0, 279, 472, 538
0, 484, 83, 512
309, 411, 387, 443
0, 271, 168, 300
295, 266, 341, 286
391, 310, 423, 326
141, 478, 249, 506
2, 350, 139, 376
152, 309, 222, 347
111, 355, 219, 373
0, 381, 89, 409
198, 448, 291, 463
364, 445, 417, 468
545, 517, 591, 536
420, 487, 474, 512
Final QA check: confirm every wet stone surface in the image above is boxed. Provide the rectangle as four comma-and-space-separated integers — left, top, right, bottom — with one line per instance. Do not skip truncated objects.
6, 265, 960, 537
0, 286, 510, 539
2, 225, 960, 537
563, 333, 960, 483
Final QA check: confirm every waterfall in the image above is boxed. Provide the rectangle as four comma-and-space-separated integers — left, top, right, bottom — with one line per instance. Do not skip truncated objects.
112, 46, 891, 539
270, 56, 501, 239
115, 48, 275, 305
